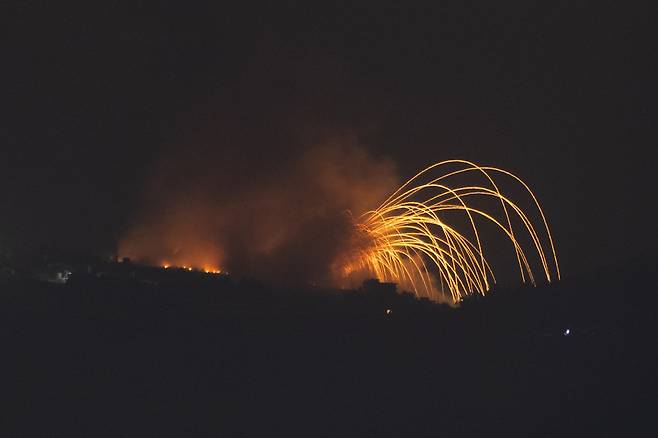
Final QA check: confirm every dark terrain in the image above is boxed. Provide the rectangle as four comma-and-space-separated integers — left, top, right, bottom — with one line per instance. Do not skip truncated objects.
1, 257, 655, 437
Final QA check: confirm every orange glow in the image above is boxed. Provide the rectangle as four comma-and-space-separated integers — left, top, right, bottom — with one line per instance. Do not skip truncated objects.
159, 263, 222, 273
203, 267, 222, 274
118, 228, 225, 280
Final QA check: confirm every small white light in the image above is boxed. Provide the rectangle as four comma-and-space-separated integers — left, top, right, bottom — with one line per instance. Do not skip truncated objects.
564, 328, 570, 336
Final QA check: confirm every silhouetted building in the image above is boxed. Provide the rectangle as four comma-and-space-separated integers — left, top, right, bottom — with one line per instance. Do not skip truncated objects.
362, 278, 397, 296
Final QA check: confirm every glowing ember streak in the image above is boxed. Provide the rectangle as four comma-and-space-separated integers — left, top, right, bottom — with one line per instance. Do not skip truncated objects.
342, 160, 560, 304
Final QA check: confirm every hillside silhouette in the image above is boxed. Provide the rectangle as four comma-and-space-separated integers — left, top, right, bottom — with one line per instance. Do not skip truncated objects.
1, 256, 655, 437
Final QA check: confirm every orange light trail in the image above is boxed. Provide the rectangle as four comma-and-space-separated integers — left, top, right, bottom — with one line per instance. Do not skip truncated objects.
341, 160, 560, 304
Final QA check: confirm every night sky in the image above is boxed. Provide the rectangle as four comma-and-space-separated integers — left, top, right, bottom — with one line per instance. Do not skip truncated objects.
2, 2, 656, 276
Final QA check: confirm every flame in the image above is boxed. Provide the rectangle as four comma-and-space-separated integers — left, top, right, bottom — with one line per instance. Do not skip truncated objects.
160, 263, 222, 274
203, 267, 222, 274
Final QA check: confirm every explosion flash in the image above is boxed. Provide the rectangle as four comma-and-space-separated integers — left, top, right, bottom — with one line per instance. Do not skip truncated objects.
340, 160, 560, 303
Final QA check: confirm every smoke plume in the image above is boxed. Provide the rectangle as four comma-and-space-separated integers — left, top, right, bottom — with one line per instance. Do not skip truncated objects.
119, 137, 398, 287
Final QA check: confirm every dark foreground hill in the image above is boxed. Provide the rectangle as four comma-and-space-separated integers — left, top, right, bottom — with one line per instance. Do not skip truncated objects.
1, 257, 655, 437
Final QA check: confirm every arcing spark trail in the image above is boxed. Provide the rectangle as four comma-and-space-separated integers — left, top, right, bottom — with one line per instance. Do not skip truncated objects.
341, 160, 560, 303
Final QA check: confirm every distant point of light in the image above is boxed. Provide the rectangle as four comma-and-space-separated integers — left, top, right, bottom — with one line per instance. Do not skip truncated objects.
564, 328, 571, 336
386, 308, 392, 315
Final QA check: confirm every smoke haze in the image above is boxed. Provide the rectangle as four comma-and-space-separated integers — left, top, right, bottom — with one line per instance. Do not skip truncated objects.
119, 137, 398, 286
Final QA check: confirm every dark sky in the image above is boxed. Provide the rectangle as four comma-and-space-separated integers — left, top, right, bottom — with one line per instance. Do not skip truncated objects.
2, 1, 656, 276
